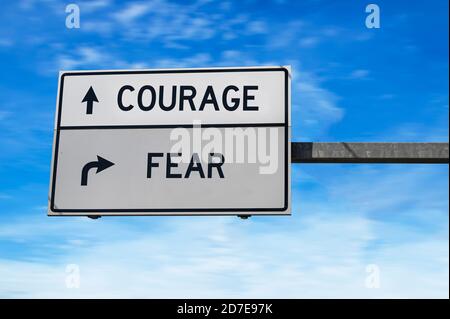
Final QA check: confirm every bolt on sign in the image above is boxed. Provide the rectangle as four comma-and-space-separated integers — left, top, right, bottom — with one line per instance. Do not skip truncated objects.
48, 66, 291, 216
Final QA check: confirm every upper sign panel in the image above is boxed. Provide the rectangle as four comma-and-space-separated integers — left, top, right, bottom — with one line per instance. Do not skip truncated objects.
58, 67, 289, 127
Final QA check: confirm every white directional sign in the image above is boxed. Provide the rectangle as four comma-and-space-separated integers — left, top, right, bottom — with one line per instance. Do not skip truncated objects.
48, 66, 291, 216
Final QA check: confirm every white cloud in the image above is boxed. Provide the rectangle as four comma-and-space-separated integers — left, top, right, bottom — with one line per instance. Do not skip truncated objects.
105, 0, 220, 43
218, 50, 259, 66
246, 21, 268, 35
299, 36, 320, 48
268, 20, 305, 48
2, 216, 368, 298
75, 1, 255, 46
113, 2, 153, 24
58, 47, 105, 70
0, 211, 447, 298
291, 67, 344, 139
80, 0, 111, 13
155, 53, 212, 68
55, 46, 151, 71
348, 69, 370, 80
0, 165, 447, 298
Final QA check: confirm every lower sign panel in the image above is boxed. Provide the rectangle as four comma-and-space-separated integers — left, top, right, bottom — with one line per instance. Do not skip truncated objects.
49, 127, 289, 215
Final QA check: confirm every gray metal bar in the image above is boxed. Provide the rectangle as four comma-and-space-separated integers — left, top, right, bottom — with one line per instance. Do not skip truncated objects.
292, 142, 449, 164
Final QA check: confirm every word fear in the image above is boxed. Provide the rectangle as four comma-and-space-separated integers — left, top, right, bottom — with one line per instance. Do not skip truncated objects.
147, 152, 225, 179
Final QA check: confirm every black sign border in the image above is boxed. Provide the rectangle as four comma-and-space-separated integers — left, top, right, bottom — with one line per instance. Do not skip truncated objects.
50, 67, 290, 215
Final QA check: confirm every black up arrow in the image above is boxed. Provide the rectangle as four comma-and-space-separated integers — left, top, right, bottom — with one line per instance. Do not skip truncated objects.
81, 156, 115, 186
82, 86, 99, 114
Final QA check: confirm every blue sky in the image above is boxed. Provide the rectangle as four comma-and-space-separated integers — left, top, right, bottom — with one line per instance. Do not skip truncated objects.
0, 0, 448, 298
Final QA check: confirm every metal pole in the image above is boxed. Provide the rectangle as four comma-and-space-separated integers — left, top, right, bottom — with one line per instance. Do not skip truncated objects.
292, 142, 449, 164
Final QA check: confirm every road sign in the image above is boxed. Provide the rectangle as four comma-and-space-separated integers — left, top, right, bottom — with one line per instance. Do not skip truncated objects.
48, 66, 291, 216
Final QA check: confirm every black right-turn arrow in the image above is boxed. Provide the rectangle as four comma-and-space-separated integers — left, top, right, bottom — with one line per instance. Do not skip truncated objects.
81, 156, 114, 186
